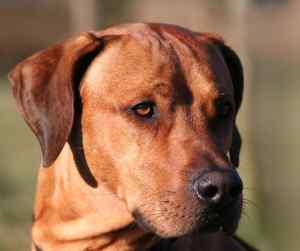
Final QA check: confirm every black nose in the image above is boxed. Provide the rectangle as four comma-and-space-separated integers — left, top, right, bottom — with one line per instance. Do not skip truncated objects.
193, 170, 243, 206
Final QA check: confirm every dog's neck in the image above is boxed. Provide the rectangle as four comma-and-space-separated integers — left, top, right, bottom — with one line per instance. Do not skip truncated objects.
32, 144, 157, 251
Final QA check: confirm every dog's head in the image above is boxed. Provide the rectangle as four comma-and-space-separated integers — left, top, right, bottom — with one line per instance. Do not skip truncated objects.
9, 23, 244, 238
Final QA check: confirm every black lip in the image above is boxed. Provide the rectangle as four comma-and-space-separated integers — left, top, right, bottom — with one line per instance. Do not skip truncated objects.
197, 205, 240, 235
198, 221, 222, 233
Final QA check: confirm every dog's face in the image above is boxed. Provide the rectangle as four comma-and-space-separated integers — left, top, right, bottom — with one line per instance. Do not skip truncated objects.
9, 24, 244, 238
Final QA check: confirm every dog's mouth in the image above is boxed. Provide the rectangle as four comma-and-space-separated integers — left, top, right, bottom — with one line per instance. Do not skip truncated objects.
132, 200, 242, 238
196, 204, 241, 235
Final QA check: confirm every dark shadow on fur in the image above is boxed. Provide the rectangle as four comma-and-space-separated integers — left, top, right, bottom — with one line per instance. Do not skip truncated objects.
68, 50, 101, 188
33, 241, 43, 251
69, 116, 98, 188
148, 238, 177, 251
170, 44, 194, 107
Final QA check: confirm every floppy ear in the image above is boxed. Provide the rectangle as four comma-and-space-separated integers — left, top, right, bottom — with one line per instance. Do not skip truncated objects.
9, 32, 106, 167
217, 42, 244, 168
197, 33, 244, 167
216, 38, 244, 167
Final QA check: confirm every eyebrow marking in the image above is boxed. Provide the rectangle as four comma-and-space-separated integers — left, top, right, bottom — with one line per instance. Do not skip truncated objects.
152, 82, 172, 98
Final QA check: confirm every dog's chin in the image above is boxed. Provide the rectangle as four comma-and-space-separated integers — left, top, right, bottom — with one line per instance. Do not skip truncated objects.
132, 209, 198, 238
132, 204, 242, 238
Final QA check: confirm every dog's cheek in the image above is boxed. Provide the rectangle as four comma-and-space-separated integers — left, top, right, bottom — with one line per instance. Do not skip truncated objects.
83, 109, 153, 194
80, 111, 125, 191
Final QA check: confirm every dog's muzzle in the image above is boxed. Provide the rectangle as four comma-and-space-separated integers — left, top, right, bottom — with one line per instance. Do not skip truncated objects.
192, 168, 243, 234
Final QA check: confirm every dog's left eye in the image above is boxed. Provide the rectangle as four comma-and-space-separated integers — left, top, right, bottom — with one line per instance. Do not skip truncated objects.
131, 101, 155, 118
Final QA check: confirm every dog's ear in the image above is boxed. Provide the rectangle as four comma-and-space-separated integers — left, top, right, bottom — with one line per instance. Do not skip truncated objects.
217, 41, 243, 167
9, 32, 112, 167
219, 42, 243, 168
197, 33, 244, 167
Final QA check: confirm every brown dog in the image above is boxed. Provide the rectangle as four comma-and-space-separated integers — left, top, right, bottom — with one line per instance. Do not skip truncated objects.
9, 23, 257, 251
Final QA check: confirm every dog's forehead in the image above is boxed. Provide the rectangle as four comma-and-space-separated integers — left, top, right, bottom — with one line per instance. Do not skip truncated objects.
81, 23, 232, 103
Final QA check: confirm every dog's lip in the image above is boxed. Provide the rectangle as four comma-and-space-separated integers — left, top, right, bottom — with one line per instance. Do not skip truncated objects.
197, 217, 238, 235
197, 205, 240, 235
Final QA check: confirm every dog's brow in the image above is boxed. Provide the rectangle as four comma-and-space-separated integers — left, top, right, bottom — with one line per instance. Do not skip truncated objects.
152, 82, 172, 98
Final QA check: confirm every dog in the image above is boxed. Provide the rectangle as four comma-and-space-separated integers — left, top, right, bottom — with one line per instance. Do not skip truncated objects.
9, 23, 257, 251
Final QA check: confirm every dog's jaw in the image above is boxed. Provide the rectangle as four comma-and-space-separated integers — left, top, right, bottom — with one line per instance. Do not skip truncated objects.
31, 145, 244, 251
32, 144, 158, 251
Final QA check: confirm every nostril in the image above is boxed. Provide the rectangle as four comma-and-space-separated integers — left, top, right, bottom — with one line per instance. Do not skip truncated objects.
201, 184, 219, 199
194, 180, 221, 203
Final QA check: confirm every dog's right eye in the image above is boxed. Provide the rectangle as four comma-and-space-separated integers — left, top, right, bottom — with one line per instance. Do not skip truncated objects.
131, 101, 155, 119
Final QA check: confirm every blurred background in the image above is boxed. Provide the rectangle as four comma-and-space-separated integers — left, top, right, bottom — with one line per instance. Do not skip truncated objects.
0, 0, 299, 250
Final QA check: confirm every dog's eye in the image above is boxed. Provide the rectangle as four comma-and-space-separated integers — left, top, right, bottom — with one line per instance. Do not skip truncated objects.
216, 101, 233, 118
131, 101, 155, 118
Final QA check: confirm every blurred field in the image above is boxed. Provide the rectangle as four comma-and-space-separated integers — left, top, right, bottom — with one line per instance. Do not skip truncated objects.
1, 1, 300, 251
0, 79, 39, 250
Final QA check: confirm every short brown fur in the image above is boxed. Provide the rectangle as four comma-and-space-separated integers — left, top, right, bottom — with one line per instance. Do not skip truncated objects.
9, 23, 257, 251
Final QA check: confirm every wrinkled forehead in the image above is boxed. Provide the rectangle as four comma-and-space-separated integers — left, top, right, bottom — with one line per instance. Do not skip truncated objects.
81, 25, 232, 104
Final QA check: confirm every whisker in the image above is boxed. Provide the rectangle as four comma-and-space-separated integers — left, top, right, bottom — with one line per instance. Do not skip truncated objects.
242, 198, 260, 210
